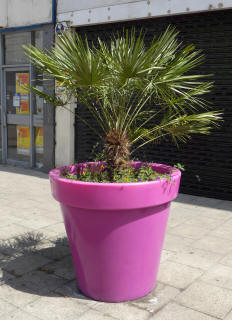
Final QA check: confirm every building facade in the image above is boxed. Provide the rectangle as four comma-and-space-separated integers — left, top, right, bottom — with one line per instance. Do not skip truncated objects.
0, 0, 55, 172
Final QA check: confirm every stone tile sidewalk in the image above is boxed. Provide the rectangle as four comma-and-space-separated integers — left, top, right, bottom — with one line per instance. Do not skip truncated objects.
0, 164, 232, 320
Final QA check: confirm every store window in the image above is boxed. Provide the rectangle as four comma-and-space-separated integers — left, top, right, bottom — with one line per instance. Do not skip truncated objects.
4, 32, 30, 65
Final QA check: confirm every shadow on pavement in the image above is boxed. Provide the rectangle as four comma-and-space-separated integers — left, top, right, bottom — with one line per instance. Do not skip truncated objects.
0, 232, 92, 301
0, 165, 48, 179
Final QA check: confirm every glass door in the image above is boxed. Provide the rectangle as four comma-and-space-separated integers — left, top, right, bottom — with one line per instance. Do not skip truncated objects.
5, 69, 31, 163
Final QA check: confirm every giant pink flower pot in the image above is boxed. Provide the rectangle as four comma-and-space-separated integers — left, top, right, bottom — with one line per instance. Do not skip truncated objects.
49, 162, 181, 302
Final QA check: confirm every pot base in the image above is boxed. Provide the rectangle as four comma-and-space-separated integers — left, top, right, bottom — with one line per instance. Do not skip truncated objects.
61, 202, 170, 302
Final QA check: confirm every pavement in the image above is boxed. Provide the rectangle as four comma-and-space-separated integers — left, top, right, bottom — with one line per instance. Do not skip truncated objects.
0, 164, 232, 320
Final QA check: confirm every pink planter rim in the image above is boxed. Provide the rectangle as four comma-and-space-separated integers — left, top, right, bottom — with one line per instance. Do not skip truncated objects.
49, 162, 181, 211
49, 161, 180, 187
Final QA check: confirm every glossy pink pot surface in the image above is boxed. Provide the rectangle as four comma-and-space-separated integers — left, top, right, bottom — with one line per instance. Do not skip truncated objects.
49, 162, 181, 302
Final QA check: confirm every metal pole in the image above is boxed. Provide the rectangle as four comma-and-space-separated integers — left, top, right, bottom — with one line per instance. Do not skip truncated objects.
29, 31, 35, 167
0, 34, 7, 164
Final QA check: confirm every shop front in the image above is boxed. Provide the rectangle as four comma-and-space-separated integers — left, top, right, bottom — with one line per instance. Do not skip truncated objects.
0, 0, 55, 171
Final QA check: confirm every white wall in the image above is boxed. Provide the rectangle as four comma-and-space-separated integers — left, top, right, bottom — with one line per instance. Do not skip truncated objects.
57, 0, 232, 27
0, 0, 7, 28
0, 0, 53, 28
55, 102, 75, 167
57, 0, 140, 13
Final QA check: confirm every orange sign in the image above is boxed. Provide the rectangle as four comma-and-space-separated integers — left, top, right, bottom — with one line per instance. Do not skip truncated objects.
16, 73, 29, 115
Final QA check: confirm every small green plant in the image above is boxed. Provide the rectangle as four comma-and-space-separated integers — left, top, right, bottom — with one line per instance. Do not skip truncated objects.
174, 163, 185, 172
61, 163, 172, 183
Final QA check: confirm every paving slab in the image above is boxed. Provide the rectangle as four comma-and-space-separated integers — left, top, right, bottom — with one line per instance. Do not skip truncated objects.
54, 280, 98, 306
167, 247, 222, 270
40, 256, 76, 280
3, 253, 51, 276
168, 223, 209, 240
0, 224, 35, 241
175, 281, 232, 319
163, 234, 195, 252
151, 302, 218, 320
207, 222, 232, 241
24, 296, 89, 320
157, 261, 203, 289
192, 235, 232, 255
93, 301, 150, 320
200, 264, 232, 290
131, 282, 180, 314
3, 309, 42, 320
0, 298, 17, 317
79, 309, 117, 320
0, 165, 232, 320
0, 283, 40, 307
220, 252, 232, 268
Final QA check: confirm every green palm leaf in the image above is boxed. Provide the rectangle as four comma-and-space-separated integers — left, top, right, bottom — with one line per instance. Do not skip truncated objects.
24, 27, 222, 172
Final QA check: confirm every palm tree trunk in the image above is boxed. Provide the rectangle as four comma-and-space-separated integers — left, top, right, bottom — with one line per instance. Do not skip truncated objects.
104, 130, 131, 181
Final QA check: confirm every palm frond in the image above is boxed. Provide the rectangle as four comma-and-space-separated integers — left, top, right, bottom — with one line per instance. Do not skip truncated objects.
24, 27, 222, 169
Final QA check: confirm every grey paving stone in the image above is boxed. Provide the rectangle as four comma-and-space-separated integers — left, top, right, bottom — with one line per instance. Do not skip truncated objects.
0, 206, 20, 216
15, 215, 59, 230
38, 223, 67, 239
14, 270, 67, 294
0, 232, 44, 256
168, 223, 209, 240
166, 209, 190, 228
0, 199, 13, 207
131, 282, 180, 313
175, 281, 232, 319
25, 296, 89, 320
215, 200, 232, 211
157, 261, 203, 289
35, 201, 61, 213
192, 196, 224, 208
2, 309, 41, 320
1, 165, 232, 320
37, 244, 71, 261
160, 250, 175, 263
93, 302, 150, 320
8, 199, 41, 210
200, 264, 232, 290
40, 256, 75, 280
0, 283, 40, 307
0, 298, 17, 316
0, 269, 16, 285
220, 252, 232, 267
183, 215, 224, 230
151, 302, 217, 320
207, 222, 232, 241
167, 248, 222, 270
0, 224, 34, 241
225, 310, 232, 320
163, 234, 195, 252
195, 207, 232, 221
0, 214, 23, 227
55, 280, 97, 306
3, 254, 51, 276
79, 309, 116, 320
192, 235, 232, 255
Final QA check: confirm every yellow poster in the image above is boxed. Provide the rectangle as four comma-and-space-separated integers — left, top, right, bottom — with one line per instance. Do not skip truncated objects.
35, 127, 44, 154
17, 126, 30, 155
16, 73, 44, 157
16, 73, 30, 115
16, 73, 29, 95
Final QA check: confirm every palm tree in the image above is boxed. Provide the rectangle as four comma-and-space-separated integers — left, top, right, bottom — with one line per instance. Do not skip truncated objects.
24, 27, 221, 179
